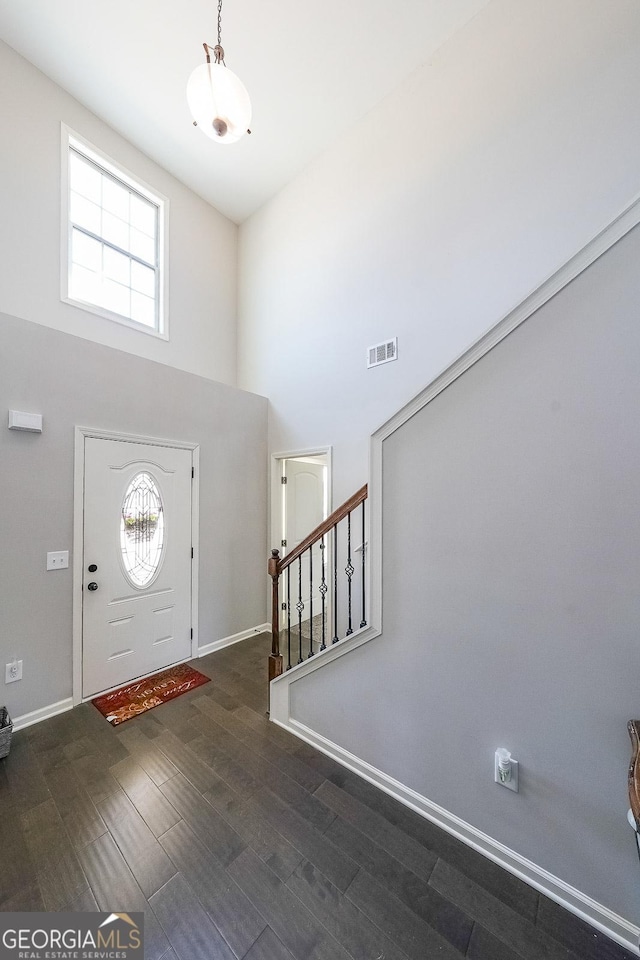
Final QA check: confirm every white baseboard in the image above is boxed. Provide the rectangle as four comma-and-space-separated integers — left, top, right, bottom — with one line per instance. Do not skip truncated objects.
198, 623, 270, 658
272, 715, 640, 957
12, 697, 74, 732
9, 626, 270, 732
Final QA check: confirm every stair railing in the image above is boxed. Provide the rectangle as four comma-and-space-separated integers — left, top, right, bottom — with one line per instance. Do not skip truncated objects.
269, 484, 368, 682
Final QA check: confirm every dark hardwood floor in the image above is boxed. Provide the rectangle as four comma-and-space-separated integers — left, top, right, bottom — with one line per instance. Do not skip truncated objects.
0, 632, 634, 960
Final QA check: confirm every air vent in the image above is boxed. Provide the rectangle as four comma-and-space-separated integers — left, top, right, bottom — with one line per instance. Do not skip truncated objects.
367, 337, 398, 369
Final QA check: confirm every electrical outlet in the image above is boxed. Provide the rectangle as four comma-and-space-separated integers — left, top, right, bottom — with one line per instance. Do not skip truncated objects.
495, 749, 519, 792
5, 660, 23, 683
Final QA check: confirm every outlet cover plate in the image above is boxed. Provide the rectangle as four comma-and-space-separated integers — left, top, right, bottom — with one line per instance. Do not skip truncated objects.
6, 660, 23, 683
495, 753, 519, 792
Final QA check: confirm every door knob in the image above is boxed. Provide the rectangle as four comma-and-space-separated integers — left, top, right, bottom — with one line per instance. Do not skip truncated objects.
87, 582, 99, 591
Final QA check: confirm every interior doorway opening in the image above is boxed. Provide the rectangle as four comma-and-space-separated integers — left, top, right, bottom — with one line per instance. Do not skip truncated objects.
271, 448, 331, 644
280, 454, 328, 553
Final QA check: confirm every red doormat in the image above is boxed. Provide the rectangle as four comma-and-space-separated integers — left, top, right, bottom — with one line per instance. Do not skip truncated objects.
92, 662, 210, 726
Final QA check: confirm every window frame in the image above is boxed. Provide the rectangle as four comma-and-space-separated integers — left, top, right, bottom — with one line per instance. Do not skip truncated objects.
61, 123, 169, 340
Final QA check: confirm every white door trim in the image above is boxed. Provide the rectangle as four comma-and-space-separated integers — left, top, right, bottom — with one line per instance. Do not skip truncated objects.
269, 446, 333, 562
73, 427, 200, 706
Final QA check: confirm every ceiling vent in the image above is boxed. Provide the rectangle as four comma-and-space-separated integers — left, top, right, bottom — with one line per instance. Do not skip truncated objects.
367, 337, 398, 369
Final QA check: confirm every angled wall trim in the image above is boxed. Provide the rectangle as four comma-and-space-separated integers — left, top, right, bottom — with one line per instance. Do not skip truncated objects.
366, 192, 640, 647
270, 193, 640, 710
271, 714, 640, 956
371, 192, 640, 452
269, 192, 640, 949
269, 623, 377, 721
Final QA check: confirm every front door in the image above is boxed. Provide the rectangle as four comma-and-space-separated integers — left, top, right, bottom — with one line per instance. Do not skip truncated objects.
82, 437, 193, 698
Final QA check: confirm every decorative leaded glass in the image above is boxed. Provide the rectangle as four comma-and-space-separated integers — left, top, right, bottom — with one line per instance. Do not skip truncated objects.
120, 472, 165, 587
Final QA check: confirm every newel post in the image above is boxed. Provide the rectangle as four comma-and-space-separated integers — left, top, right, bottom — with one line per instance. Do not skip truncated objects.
268, 549, 284, 685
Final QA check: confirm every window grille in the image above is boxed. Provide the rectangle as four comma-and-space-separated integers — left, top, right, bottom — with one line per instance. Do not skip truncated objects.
63, 129, 167, 336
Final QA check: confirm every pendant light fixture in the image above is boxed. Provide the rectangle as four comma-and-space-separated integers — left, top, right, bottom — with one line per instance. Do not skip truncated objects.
187, 0, 252, 144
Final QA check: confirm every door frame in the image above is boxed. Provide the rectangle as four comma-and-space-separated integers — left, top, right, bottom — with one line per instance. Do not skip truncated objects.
270, 447, 332, 634
270, 446, 332, 563
72, 426, 200, 705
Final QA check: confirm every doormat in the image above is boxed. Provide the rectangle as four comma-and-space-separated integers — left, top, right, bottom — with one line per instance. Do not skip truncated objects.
92, 663, 210, 726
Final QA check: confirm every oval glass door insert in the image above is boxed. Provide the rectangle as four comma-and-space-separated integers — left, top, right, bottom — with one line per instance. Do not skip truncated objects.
120, 472, 165, 587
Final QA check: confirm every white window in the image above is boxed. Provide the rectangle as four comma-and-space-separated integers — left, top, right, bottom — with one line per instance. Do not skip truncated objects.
61, 126, 168, 337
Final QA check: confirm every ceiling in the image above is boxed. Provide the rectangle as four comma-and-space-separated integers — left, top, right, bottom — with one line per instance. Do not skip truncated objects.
0, 0, 492, 223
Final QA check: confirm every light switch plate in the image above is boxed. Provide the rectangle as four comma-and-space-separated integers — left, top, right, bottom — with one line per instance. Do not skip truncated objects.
47, 551, 69, 570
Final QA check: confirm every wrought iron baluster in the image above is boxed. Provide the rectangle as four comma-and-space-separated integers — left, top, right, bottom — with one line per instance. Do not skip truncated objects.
269, 487, 368, 713
332, 524, 339, 643
308, 546, 314, 658
286, 565, 292, 670
297, 556, 303, 664
360, 498, 367, 628
345, 511, 354, 636
320, 536, 327, 650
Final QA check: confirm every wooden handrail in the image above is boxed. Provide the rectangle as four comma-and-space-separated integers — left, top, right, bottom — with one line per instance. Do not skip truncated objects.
278, 484, 368, 573
267, 483, 368, 692
628, 720, 640, 830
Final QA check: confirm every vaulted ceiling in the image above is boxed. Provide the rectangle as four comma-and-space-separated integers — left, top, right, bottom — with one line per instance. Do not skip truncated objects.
0, 0, 492, 222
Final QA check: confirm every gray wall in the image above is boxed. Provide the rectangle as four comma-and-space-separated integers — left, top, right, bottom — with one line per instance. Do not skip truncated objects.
0, 40, 239, 385
290, 224, 640, 923
239, 0, 640, 507
0, 312, 268, 719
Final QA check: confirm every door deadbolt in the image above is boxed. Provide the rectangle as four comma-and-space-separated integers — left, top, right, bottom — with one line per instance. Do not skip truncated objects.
88, 564, 98, 572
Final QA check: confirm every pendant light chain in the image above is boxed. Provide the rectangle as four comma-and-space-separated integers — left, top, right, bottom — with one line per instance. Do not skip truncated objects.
212, 0, 225, 65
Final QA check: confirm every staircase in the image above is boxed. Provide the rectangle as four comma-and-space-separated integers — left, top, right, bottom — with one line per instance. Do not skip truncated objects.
268, 484, 368, 685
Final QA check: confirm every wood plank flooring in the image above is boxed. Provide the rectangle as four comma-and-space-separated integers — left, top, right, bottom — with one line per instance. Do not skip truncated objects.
0, 633, 634, 960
